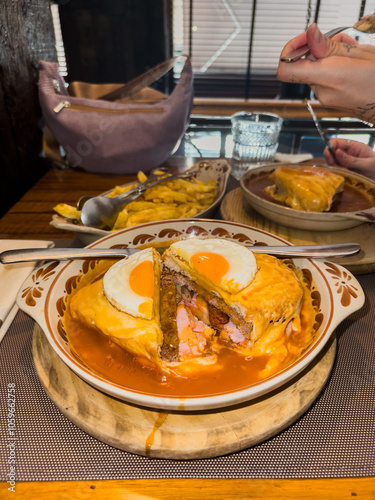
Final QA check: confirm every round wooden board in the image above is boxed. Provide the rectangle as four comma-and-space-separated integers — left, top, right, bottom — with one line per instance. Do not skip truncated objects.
32, 325, 336, 460
220, 188, 375, 275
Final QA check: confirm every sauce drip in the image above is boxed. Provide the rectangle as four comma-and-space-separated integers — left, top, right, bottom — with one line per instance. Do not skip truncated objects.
145, 411, 168, 458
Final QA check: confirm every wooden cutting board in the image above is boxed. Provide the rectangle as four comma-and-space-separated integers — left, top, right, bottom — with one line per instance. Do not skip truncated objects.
32, 325, 336, 460
220, 188, 375, 275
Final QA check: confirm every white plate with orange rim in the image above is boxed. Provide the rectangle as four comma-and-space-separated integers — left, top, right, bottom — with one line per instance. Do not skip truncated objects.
50, 159, 231, 245
17, 219, 364, 411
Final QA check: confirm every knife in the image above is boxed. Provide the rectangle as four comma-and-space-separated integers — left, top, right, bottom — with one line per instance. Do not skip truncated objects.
0, 243, 361, 264
305, 100, 337, 163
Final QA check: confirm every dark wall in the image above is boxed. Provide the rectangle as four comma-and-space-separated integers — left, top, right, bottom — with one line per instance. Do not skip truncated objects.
0, 0, 57, 217
0, 0, 172, 217
59, 0, 172, 91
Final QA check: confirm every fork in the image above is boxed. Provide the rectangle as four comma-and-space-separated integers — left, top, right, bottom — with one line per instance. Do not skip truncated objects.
280, 21, 375, 62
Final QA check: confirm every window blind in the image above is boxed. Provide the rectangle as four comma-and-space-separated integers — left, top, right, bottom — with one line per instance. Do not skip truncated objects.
173, 0, 375, 98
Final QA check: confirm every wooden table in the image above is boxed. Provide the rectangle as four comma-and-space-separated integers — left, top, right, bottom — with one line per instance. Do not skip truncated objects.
0, 157, 201, 241
1, 161, 374, 500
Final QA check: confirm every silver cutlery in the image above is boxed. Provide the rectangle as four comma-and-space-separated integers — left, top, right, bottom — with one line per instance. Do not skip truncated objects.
327, 207, 375, 222
79, 169, 196, 230
76, 165, 172, 211
280, 14, 375, 63
0, 243, 361, 264
305, 100, 337, 163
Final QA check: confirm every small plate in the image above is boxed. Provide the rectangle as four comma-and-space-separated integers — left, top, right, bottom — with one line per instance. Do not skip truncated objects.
17, 219, 364, 411
240, 163, 375, 231
50, 159, 231, 245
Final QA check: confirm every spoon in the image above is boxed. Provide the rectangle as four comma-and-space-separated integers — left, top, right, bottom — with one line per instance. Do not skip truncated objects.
280, 13, 375, 62
0, 243, 361, 264
329, 207, 375, 223
79, 170, 196, 230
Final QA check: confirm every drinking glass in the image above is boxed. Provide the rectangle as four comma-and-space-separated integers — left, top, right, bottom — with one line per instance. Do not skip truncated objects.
231, 112, 283, 180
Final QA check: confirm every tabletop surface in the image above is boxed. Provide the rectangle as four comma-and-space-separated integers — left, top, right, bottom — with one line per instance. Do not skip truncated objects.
0, 158, 374, 499
0, 157, 200, 241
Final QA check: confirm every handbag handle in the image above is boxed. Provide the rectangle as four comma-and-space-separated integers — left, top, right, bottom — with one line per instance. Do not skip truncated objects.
98, 55, 189, 102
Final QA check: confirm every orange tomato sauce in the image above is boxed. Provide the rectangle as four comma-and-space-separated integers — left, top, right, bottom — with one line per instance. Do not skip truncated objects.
62, 261, 319, 398
65, 314, 271, 397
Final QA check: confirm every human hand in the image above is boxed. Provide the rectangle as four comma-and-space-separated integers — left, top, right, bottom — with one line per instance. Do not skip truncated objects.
277, 23, 375, 124
324, 138, 375, 180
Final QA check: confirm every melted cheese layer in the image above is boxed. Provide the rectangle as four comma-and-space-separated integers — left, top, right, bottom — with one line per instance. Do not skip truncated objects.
265, 165, 345, 212
68, 279, 163, 365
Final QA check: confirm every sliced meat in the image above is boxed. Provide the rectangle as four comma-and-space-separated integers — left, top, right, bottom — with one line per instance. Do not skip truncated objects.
164, 269, 254, 340
159, 270, 179, 362
208, 296, 253, 339
208, 304, 229, 331
176, 283, 194, 303
175, 304, 214, 360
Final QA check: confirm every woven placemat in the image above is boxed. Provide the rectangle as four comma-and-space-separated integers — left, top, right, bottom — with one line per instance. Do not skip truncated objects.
0, 273, 374, 481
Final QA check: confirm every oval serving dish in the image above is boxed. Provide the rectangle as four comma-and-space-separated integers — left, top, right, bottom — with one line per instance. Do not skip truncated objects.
50, 159, 231, 245
240, 163, 375, 231
17, 219, 364, 411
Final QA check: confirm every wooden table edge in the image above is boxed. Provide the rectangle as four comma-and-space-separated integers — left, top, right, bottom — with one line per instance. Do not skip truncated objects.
2, 477, 375, 499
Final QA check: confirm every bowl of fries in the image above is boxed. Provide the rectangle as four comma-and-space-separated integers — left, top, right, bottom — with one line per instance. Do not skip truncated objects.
51, 160, 231, 245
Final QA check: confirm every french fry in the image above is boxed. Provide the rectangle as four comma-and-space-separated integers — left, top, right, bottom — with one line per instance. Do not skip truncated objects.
169, 178, 216, 193
53, 203, 81, 221
111, 209, 129, 231
141, 186, 170, 200
145, 188, 194, 204
126, 207, 180, 227
108, 184, 137, 198
125, 200, 163, 211
137, 171, 148, 183
180, 204, 199, 218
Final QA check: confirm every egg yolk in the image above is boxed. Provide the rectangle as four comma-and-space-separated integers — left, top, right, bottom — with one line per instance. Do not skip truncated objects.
129, 260, 154, 299
190, 252, 229, 284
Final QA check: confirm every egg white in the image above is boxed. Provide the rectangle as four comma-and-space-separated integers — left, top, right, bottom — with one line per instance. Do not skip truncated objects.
103, 248, 157, 319
168, 238, 257, 293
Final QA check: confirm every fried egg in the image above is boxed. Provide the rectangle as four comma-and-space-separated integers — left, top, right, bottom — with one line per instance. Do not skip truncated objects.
167, 238, 257, 293
103, 248, 160, 320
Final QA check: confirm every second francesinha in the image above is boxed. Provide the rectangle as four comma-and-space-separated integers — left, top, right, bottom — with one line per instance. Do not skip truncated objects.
265, 165, 345, 212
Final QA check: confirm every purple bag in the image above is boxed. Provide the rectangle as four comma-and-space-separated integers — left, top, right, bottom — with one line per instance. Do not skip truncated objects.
38, 57, 193, 174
